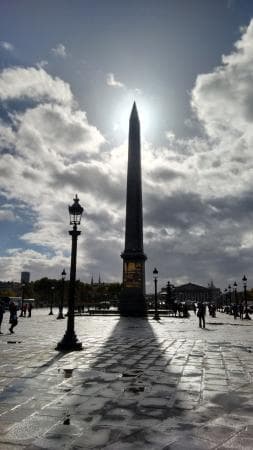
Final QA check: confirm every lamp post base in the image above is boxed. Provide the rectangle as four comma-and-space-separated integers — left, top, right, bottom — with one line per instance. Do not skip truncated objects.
48, 311, 53, 315
153, 312, 160, 321
55, 331, 82, 352
57, 311, 65, 319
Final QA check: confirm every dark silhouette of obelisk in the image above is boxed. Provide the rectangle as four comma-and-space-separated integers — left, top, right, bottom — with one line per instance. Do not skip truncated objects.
119, 102, 147, 316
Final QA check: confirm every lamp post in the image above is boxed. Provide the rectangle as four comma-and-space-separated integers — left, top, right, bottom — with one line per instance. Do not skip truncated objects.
56, 195, 83, 351
224, 288, 227, 310
233, 281, 238, 318
49, 286, 55, 315
153, 268, 160, 321
242, 275, 251, 320
57, 269, 66, 320
228, 284, 232, 312
166, 281, 171, 310
20, 283, 25, 317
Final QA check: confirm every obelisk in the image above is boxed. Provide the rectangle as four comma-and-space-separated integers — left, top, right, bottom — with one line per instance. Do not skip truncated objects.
119, 102, 147, 316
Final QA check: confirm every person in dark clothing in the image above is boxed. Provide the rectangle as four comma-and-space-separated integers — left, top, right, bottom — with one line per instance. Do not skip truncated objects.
23, 303, 27, 317
9, 301, 18, 334
239, 303, 244, 320
173, 302, 178, 317
27, 303, 32, 317
197, 302, 206, 328
0, 301, 4, 334
183, 303, 189, 318
233, 304, 238, 319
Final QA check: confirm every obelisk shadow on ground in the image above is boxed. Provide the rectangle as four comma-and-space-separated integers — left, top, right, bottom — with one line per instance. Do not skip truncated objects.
44, 316, 209, 449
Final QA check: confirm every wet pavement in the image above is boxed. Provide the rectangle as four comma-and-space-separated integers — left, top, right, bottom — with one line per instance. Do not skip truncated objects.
0, 309, 252, 449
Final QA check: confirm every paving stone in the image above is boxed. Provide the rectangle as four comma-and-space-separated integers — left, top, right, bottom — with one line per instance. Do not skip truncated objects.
218, 436, 253, 448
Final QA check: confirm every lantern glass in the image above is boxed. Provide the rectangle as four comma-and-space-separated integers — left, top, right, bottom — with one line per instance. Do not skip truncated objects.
69, 195, 84, 225
153, 268, 158, 280
242, 275, 247, 287
61, 269, 66, 280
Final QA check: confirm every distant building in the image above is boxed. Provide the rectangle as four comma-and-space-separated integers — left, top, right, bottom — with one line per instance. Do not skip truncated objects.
21, 272, 30, 284
160, 282, 220, 303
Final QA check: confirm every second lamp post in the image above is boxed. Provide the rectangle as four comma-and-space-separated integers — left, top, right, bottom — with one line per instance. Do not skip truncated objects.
20, 283, 25, 317
57, 269, 66, 320
242, 275, 251, 320
153, 268, 160, 321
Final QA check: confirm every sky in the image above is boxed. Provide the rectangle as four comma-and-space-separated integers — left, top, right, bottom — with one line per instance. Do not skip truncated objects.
1, 0, 253, 293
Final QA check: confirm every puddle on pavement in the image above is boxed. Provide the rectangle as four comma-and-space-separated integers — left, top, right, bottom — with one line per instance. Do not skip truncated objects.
124, 385, 145, 393
122, 369, 143, 378
121, 369, 146, 394
63, 368, 73, 378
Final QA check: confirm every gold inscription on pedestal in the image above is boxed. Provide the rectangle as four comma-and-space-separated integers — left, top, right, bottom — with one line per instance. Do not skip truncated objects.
124, 261, 142, 288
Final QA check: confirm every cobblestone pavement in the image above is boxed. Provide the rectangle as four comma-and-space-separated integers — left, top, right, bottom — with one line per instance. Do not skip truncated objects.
0, 309, 252, 449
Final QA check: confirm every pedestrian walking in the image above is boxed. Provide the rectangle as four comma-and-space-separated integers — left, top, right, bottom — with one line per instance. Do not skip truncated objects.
233, 304, 238, 319
183, 303, 189, 318
178, 303, 183, 317
9, 301, 18, 334
27, 303, 32, 318
23, 303, 27, 317
0, 301, 5, 334
210, 304, 216, 318
197, 301, 206, 329
239, 303, 244, 320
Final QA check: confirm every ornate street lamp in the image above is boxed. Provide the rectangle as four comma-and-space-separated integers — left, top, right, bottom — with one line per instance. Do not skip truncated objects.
49, 286, 55, 315
228, 284, 232, 311
20, 283, 25, 317
224, 288, 228, 310
153, 268, 160, 321
233, 281, 238, 318
242, 275, 251, 320
56, 195, 83, 351
57, 269, 66, 320
166, 281, 171, 310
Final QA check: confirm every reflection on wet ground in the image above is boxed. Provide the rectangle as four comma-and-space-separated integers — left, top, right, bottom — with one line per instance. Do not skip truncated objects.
0, 310, 252, 449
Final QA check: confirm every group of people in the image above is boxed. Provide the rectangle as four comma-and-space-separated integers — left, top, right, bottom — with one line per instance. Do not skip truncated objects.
171, 302, 190, 318
221, 303, 250, 319
21, 303, 33, 317
0, 301, 33, 334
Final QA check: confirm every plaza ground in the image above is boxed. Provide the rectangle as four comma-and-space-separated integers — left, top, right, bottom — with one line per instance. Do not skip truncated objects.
0, 309, 252, 449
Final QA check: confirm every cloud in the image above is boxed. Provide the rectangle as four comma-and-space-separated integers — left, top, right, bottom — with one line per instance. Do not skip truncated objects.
106, 72, 125, 88
2, 21, 253, 290
0, 66, 73, 105
189, 18, 253, 204
0, 210, 15, 221
165, 130, 175, 141
0, 64, 120, 281
0, 248, 67, 282
36, 60, 48, 69
141, 19, 253, 289
51, 43, 67, 58
0, 41, 14, 52
192, 19, 253, 142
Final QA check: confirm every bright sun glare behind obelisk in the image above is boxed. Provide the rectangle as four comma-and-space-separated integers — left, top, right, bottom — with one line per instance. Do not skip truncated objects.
113, 95, 152, 139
